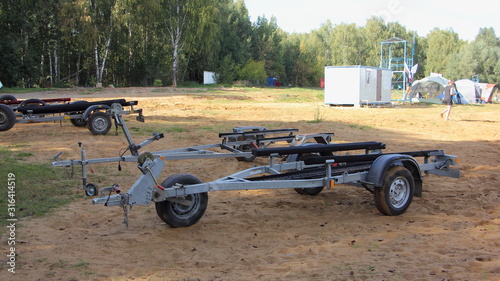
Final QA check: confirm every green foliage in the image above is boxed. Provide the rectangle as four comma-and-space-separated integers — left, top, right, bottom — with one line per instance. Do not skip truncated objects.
0, 0, 499, 89
445, 32, 500, 82
238, 60, 267, 85
217, 55, 239, 84
153, 79, 163, 87
426, 28, 465, 74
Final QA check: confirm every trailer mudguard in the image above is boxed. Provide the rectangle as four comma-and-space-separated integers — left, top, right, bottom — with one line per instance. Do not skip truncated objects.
366, 154, 423, 197
82, 104, 111, 119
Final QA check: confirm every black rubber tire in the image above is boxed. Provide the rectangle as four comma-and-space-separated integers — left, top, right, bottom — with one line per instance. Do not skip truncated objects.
68, 101, 88, 127
155, 174, 208, 228
374, 166, 415, 216
235, 136, 258, 162
70, 118, 87, 127
0, 94, 17, 104
287, 143, 332, 196
84, 183, 99, 197
0, 104, 16, 131
19, 98, 46, 107
87, 111, 112, 135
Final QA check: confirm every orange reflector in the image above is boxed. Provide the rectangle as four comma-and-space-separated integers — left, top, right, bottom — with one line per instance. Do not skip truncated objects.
160, 156, 165, 160
330, 180, 335, 188
455, 158, 459, 164
64, 116, 70, 119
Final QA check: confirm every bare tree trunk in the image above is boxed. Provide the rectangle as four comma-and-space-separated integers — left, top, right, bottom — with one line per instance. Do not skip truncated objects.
53, 41, 59, 84
94, 43, 100, 87
172, 39, 179, 87
76, 49, 81, 86
49, 50, 53, 85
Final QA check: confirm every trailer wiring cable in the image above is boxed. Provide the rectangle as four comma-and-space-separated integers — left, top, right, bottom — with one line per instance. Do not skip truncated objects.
117, 146, 131, 171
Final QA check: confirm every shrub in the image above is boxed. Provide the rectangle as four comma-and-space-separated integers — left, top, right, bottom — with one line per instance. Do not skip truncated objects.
153, 79, 163, 87
238, 60, 267, 86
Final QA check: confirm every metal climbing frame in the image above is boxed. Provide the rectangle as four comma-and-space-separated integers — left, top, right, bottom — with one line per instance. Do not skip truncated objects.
380, 36, 415, 102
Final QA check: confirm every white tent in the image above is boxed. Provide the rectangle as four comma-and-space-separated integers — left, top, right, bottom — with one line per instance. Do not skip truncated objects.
409, 76, 449, 103
454, 79, 481, 104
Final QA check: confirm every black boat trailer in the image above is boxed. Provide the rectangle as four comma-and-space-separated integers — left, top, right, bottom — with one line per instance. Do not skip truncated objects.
0, 96, 143, 134
52, 114, 459, 228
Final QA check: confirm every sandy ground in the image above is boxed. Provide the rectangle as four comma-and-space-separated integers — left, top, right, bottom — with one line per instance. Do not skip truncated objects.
1, 87, 499, 281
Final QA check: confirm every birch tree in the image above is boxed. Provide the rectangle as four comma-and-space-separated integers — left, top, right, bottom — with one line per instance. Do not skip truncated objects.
87, 0, 117, 87
160, 0, 217, 86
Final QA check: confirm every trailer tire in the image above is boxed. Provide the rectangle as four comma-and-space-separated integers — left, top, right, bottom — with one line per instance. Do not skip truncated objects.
87, 111, 111, 135
70, 118, 87, 127
0, 95, 17, 104
0, 104, 16, 131
155, 174, 208, 228
19, 98, 47, 107
287, 143, 331, 196
374, 166, 414, 216
235, 136, 259, 162
84, 183, 99, 197
68, 101, 88, 127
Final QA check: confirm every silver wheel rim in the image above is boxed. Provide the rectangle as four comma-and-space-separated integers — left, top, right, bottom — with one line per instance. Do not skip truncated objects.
92, 117, 107, 132
389, 176, 410, 208
170, 194, 201, 219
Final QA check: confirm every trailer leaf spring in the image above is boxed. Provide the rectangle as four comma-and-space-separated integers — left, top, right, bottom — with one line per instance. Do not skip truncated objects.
246, 163, 372, 181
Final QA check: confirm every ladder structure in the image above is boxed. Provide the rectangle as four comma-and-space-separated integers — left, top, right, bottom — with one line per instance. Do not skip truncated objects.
379, 37, 415, 102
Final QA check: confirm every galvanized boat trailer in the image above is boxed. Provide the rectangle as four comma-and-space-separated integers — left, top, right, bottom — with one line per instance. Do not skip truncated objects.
52, 112, 460, 228
52, 110, 334, 197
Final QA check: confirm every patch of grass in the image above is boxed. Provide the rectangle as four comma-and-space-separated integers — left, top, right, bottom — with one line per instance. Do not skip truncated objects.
0, 87, 55, 94
16, 152, 33, 158
164, 125, 190, 133
73, 259, 89, 269
274, 88, 324, 103
307, 106, 326, 123
0, 147, 79, 234
79, 88, 102, 95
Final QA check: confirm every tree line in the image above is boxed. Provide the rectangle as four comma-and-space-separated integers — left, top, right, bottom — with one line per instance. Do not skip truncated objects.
1, 0, 499, 88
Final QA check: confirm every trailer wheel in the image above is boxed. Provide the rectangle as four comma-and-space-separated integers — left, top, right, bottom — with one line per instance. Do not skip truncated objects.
87, 111, 111, 135
70, 118, 87, 127
0, 94, 17, 104
84, 183, 99, 197
287, 143, 331, 196
19, 99, 47, 118
0, 104, 16, 131
19, 98, 46, 107
155, 174, 208, 228
374, 166, 414, 216
68, 101, 88, 127
235, 135, 259, 162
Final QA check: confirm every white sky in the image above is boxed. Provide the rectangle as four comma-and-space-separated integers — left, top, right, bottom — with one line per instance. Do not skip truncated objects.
244, 0, 499, 41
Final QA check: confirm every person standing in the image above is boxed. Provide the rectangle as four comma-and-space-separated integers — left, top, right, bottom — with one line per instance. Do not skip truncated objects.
440, 80, 455, 120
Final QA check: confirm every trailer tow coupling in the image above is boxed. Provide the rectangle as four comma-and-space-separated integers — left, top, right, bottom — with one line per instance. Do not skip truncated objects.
92, 153, 165, 228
